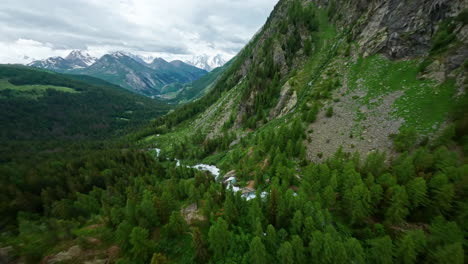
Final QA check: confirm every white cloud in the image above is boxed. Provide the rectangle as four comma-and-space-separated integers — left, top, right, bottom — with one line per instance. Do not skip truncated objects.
0, 0, 278, 63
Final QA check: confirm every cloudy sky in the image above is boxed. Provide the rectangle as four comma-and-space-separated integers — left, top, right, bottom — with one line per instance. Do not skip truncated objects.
0, 0, 278, 63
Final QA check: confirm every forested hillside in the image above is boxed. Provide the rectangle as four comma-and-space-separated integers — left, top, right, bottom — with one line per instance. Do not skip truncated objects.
0, 65, 171, 165
1, 0, 467, 264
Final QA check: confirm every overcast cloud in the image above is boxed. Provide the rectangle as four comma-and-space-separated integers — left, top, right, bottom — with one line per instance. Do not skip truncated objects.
0, 0, 278, 63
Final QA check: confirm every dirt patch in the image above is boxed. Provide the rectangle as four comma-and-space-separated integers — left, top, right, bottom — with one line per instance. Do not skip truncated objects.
181, 203, 205, 225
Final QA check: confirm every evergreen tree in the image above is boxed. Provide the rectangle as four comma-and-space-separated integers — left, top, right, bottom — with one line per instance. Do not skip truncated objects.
166, 211, 187, 237
291, 235, 306, 264
343, 183, 371, 224
265, 225, 278, 253
366, 236, 393, 264
116, 220, 133, 251
277, 241, 294, 264
208, 218, 231, 260
248, 237, 268, 264
395, 230, 426, 264
344, 238, 365, 264
386, 186, 410, 224
192, 227, 210, 263
130, 227, 152, 262
290, 210, 303, 235
150, 253, 168, 264
406, 177, 429, 208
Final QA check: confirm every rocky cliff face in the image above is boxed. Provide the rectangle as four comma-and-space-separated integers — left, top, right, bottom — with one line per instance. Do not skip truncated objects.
321, 0, 465, 57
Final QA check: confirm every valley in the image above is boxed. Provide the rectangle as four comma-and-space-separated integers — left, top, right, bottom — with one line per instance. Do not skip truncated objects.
0, 0, 467, 263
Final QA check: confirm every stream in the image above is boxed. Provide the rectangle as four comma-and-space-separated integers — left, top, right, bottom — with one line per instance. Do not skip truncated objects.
153, 148, 267, 200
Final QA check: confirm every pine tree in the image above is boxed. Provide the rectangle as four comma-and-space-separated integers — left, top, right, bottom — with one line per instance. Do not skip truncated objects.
322, 186, 336, 209
166, 211, 187, 237
116, 220, 133, 251
192, 227, 210, 263
406, 177, 429, 208
248, 237, 268, 264
208, 218, 231, 260
291, 235, 306, 264
432, 183, 455, 214
366, 236, 393, 264
386, 186, 410, 224
137, 190, 158, 228
150, 253, 168, 264
395, 230, 426, 264
290, 210, 303, 235
343, 183, 371, 224
344, 238, 365, 264
265, 225, 278, 252
277, 241, 294, 264
431, 243, 464, 264
130, 227, 152, 262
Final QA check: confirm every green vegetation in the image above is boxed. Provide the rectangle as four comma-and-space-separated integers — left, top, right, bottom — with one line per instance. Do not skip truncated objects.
1, 0, 467, 263
326, 106, 334, 117
0, 65, 171, 163
1, 117, 466, 263
0, 79, 78, 99
347, 55, 458, 133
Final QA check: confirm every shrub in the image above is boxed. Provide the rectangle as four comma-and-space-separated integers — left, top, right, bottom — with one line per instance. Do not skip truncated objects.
391, 127, 418, 152
326, 107, 334, 118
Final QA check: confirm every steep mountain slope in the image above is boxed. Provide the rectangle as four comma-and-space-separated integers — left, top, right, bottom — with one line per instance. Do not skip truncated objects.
149, 0, 467, 161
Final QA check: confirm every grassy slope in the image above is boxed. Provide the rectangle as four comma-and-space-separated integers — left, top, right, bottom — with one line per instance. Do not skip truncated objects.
0, 79, 79, 99
347, 55, 457, 133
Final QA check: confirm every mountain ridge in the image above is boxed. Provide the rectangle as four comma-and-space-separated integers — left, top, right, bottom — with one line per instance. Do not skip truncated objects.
28, 50, 210, 96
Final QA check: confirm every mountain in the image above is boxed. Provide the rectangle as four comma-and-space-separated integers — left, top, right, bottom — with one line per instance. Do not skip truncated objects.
64, 50, 97, 68
147, 58, 207, 83
70, 52, 167, 95
159, 59, 233, 102
71, 53, 208, 96
28, 56, 72, 72
29, 51, 209, 96
152, 0, 467, 160
2, 0, 467, 263
28, 50, 97, 71
185, 54, 228, 71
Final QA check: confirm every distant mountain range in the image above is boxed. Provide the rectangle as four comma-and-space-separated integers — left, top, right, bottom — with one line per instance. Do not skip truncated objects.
27, 50, 220, 96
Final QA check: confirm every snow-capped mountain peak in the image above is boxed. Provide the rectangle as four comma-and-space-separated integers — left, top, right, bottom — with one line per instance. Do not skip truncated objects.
110, 51, 127, 58
185, 54, 228, 72
28, 50, 97, 71
65, 50, 97, 67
